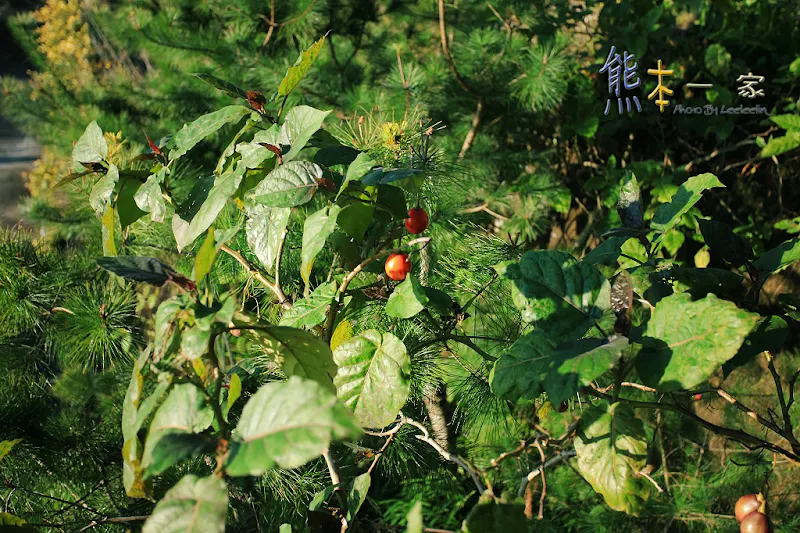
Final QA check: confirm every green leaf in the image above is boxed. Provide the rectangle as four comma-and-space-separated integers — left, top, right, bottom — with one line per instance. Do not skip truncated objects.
173, 161, 246, 251
116, 176, 147, 229
194, 294, 236, 331
406, 501, 423, 533
89, 164, 119, 216
337, 152, 375, 199
333, 330, 411, 428
279, 281, 337, 328
135, 167, 169, 223
301, 205, 342, 287
250, 326, 337, 392
490, 332, 628, 405
583, 236, 628, 266
723, 316, 789, 376
280, 106, 332, 162
496, 250, 611, 341
754, 237, 800, 274
574, 403, 649, 515
361, 168, 422, 186
345, 472, 371, 522
704, 44, 731, 76
246, 160, 322, 208
97, 256, 172, 285
636, 293, 758, 390
277, 35, 326, 99
462, 501, 528, 533
617, 172, 643, 229
142, 475, 228, 533
386, 276, 429, 318
279, 525, 293, 533
651, 173, 724, 234
698, 219, 752, 267
761, 132, 800, 158
0, 439, 22, 464
770, 114, 800, 131
225, 376, 360, 476
181, 327, 211, 360
142, 384, 214, 476
193, 228, 217, 282
168, 105, 250, 160
228, 373, 242, 410
194, 73, 248, 99
670, 267, 746, 298
337, 202, 374, 243
246, 206, 290, 273
122, 357, 149, 498
144, 433, 216, 479
72, 121, 107, 171
101, 204, 117, 256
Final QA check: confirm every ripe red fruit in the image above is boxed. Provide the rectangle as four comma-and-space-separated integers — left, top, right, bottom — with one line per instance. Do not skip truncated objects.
405, 208, 429, 234
385, 253, 411, 281
736, 494, 764, 522
693, 393, 703, 401
557, 401, 568, 413
740, 512, 770, 533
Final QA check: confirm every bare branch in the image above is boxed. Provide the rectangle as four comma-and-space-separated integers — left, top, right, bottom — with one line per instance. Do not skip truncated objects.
220, 244, 291, 309
517, 450, 577, 497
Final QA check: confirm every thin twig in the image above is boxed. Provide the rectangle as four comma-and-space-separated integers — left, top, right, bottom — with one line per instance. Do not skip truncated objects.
764, 351, 800, 454
517, 450, 577, 497
533, 440, 547, 520
220, 244, 291, 309
459, 97, 484, 159
367, 423, 404, 475
437, 0, 470, 93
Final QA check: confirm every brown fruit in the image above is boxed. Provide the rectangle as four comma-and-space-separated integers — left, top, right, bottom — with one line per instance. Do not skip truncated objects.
735, 494, 763, 522
385, 253, 411, 281
740, 512, 770, 533
405, 207, 429, 234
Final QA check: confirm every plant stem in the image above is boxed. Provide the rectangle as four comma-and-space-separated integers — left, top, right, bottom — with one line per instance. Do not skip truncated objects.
220, 243, 291, 309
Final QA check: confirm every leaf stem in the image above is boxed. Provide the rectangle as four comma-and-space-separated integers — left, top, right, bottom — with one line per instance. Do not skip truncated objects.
220, 243, 291, 309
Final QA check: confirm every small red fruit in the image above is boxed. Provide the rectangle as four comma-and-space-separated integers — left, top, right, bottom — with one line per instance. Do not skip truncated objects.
405, 208, 429, 234
736, 494, 765, 522
740, 512, 770, 533
693, 393, 703, 401
557, 401, 568, 413
385, 253, 411, 281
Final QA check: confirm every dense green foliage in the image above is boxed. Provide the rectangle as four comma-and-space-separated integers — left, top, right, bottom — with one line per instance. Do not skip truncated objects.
1, 0, 800, 532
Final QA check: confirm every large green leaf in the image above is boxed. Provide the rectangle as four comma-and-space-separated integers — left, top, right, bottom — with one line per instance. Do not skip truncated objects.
251, 326, 337, 392
574, 403, 649, 515
761, 131, 800, 158
142, 384, 214, 476
116, 176, 147, 229
280, 106, 331, 162
245, 161, 322, 208
496, 250, 611, 341
723, 316, 789, 377
754, 237, 800, 274
300, 205, 342, 287
72, 121, 107, 171
617, 172, 643, 229
193, 228, 217, 281
333, 330, 411, 428
385, 276, 429, 318
337, 201, 374, 243
636, 293, 758, 390
279, 280, 337, 328
173, 161, 246, 251
89, 164, 119, 216
651, 173, 724, 234
246, 205, 290, 273
144, 434, 216, 479
122, 358, 149, 498
277, 35, 326, 98
134, 167, 169, 223
225, 376, 360, 476
462, 501, 528, 533
583, 236, 628, 266
490, 332, 628, 405
167, 105, 251, 160
345, 472, 371, 522
142, 475, 228, 533
770, 114, 800, 131
237, 124, 280, 169
337, 152, 375, 199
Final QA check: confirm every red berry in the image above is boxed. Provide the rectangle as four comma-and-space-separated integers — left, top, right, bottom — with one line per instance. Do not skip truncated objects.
405, 208, 429, 234
385, 253, 411, 281
693, 393, 703, 401
735, 494, 764, 523
740, 512, 770, 533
